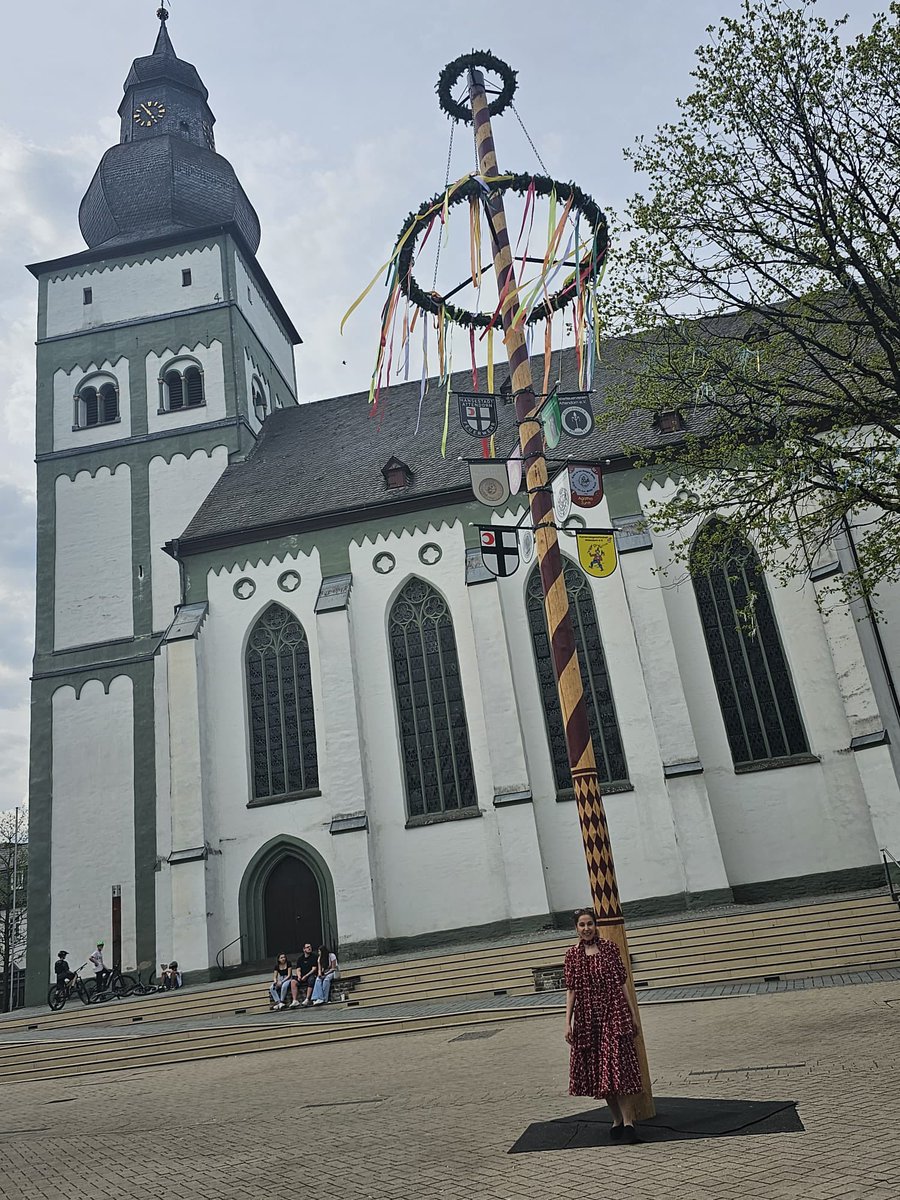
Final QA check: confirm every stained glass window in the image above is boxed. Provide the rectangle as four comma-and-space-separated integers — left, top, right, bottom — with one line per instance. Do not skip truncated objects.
526, 561, 629, 792
389, 578, 476, 818
691, 520, 808, 765
246, 603, 318, 800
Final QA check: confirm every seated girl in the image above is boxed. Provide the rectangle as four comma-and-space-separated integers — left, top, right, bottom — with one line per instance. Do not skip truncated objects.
310, 946, 340, 1006
269, 954, 293, 1009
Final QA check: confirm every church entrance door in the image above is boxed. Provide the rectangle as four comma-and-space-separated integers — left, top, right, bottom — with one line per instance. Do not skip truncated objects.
263, 855, 322, 958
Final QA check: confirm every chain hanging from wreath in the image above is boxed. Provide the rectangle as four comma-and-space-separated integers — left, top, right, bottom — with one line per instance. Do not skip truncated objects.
341, 52, 610, 457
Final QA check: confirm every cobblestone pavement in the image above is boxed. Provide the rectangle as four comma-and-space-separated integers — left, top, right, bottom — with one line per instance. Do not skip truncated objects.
0, 982, 898, 1200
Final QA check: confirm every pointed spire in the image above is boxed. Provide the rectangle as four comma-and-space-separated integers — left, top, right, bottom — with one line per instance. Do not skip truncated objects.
153, 6, 175, 57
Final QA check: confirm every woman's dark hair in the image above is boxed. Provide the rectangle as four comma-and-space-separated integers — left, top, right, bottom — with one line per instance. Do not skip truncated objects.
572, 907, 597, 925
169, 961, 178, 970
318, 946, 331, 968
275, 953, 288, 966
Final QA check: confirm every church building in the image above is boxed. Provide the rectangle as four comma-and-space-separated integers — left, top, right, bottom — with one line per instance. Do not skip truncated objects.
25, 14, 900, 1000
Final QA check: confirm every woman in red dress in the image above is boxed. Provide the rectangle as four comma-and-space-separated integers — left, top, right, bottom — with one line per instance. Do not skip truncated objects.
564, 908, 644, 1143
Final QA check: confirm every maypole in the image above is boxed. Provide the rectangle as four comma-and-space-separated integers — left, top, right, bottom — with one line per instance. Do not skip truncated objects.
344, 50, 654, 1116
463, 63, 654, 1118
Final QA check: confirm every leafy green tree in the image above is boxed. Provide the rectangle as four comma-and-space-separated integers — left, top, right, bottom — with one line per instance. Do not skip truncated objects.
600, 0, 900, 595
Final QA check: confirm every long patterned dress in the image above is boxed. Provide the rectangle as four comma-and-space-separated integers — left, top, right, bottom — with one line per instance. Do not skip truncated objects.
564, 939, 642, 1098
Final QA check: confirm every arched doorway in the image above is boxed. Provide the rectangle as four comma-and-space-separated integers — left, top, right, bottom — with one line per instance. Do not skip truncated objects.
239, 836, 338, 964
263, 855, 322, 958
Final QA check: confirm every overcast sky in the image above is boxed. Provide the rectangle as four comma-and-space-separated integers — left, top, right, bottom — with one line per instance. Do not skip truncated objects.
0, 0, 872, 817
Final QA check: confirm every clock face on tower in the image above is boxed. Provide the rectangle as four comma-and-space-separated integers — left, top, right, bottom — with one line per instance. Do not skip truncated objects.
133, 99, 167, 128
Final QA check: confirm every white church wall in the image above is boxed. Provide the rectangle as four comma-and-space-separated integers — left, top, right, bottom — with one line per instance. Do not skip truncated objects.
642, 480, 881, 887
148, 447, 230, 630
153, 655, 174, 961
45, 245, 224, 339
348, 522, 514, 941
54, 466, 133, 651
466, 578, 548, 920
616, 544, 731, 899
233, 251, 295, 387
145, 339, 226, 435
53, 357, 132, 453
193, 548, 378, 958
50, 676, 136, 978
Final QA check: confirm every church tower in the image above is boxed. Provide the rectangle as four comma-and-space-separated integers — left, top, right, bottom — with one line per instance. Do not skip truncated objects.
25, 9, 301, 1001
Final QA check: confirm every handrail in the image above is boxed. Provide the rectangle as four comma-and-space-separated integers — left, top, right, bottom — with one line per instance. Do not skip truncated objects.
215, 934, 244, 979
880, 847, 900, 903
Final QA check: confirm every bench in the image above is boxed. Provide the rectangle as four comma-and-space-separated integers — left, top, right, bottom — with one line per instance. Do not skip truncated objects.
532, 965, 565, 992
532, 959, 644, 993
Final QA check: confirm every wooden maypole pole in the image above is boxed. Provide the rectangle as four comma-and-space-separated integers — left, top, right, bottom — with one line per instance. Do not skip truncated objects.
467, 65, 654, 1117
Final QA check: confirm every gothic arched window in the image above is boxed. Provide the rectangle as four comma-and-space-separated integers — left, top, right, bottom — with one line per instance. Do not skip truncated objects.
526, 561, 629, 793
246, 603, 318, 801
389, 578, 476, 818
75, 377, 119, 428
691, 520, 809, 766
161, 359, 205, 412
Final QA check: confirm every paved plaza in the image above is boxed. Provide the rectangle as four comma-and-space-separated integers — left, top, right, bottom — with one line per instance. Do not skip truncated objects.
0, 981, 898, 1199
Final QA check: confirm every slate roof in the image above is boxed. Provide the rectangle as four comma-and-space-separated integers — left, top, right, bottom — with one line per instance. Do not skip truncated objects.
123, 19, 208, 100
78, 13, 260, 252
178, 339, 688, 552
78, 137, 261, 251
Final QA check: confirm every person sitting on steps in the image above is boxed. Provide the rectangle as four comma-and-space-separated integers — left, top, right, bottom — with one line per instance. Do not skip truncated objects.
269, 954, 293, 1010
162, 961, 182, 990
291, 943, 319, 1008
310, 945, 340, 1006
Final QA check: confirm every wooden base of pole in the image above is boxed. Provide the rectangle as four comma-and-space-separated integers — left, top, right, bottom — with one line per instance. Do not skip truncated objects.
598, 920, 655, 1120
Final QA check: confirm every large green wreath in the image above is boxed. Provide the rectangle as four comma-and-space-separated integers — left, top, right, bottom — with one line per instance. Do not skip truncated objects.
394, 173, 609, 329
436, 51, 518, 124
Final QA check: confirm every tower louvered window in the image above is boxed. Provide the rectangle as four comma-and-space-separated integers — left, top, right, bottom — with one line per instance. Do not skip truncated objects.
389, 578, 476, 818
76, 379, 119, 428
691, 520, 808, 766
162, 362, 205, 411
526, 561, 629, 792
246, 604, 318, 800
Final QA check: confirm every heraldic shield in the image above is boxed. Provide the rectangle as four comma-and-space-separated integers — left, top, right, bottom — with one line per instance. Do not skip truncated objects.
569, 464, 604, 508
469, 460, 511, 507
479, 527, 520, 577
458, 393, 499, 438
576, 531, 618, 578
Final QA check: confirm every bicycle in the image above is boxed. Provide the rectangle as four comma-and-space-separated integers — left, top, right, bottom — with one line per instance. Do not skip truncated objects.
128, 962, 160, 996
47, 967, 95, 1011
91, 966, 139, 1002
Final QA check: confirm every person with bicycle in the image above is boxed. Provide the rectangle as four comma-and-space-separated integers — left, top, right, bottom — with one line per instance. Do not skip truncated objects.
89, 941, 111, 992
53, 950, 76, 991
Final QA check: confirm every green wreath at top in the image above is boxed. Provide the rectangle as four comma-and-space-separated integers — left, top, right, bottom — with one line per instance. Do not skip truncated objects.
437, 51, 518, 124
394, 173, 610, 330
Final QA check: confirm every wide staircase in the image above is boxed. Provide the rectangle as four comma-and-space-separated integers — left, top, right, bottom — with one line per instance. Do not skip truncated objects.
1, 890, 898, 1085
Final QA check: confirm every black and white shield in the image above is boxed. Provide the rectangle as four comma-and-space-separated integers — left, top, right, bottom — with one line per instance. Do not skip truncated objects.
458, 393, 499, 438
558, 392, 594, 439
479, 527, 520, 577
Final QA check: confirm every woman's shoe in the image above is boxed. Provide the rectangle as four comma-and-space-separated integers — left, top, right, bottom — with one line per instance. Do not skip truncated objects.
289, 1000, 300, 1009
312, 998, 324, 1006
623, 1126, 644, 1144
609, 1124, 624, 1141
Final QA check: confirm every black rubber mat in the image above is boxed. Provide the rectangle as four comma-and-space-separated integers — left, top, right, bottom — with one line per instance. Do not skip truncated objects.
509, 1095, 803, 1152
